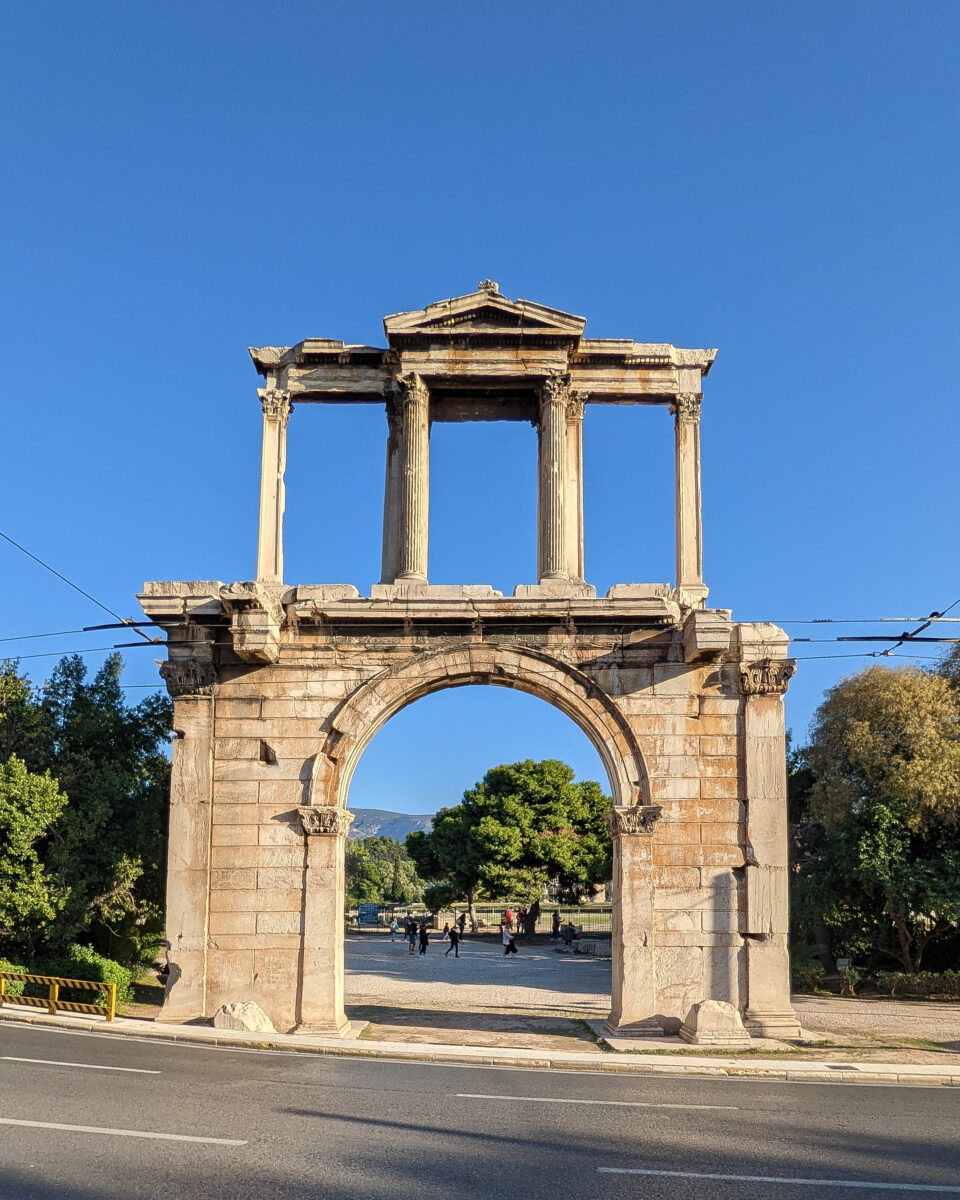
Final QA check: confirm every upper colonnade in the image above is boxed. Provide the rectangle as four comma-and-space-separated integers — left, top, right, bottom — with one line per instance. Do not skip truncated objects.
249, 281, 717, 604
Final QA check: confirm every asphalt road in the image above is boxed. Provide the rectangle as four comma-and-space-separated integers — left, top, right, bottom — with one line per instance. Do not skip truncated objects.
1, 1022, 958, 1199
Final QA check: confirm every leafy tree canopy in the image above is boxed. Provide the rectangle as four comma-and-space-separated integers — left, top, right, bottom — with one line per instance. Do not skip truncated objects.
0, 655, 172, 965
807, 664, 960, 834
406, 759, 610, 911
345, 836, 424, 906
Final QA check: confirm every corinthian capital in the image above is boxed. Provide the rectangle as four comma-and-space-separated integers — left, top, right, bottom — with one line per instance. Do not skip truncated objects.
298, 805, 355, 838
738, 657, 797, 696
670, 392, 703, 424
541, 372, 572, 406
258, 388, 293, 421
395, 372, 429, 408
159, 659, 218, 698
605, 805, 663, 837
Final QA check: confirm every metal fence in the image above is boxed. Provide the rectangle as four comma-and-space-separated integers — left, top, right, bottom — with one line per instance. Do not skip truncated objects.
0, 971, 117, 1021
346, 903, 612, 934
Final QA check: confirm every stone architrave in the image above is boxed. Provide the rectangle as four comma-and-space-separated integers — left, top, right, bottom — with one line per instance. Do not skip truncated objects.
296, 805, 354, 1034
605, 805, 664, 1036
256, 388, 292, 584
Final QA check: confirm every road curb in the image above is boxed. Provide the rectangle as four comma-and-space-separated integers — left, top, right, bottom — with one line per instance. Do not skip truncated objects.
1, 1008, 957, 1086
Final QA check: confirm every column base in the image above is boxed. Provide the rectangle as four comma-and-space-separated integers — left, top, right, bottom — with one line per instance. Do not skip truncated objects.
294, 1014, 352, 1038
603, 1015, 665, 1038
514, 581, 597, 599
743, 1008, 801, 1039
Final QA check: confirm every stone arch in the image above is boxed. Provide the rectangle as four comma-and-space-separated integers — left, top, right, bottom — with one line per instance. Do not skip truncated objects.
309, 644, 650, 810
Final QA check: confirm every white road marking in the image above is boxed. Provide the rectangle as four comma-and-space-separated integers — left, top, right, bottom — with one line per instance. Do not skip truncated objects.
0, 1117, 246, 1146
598, 1167, 960, 1192
1, 1055, 160, 1075
455, 1093, 737, 1110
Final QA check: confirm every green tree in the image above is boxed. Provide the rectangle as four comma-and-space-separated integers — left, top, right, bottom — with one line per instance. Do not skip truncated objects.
0, 756, 68, 957
345, 836, 424, 905
407, 759, 611, 919
793, 665, 960, 970
0, 655, 172, 966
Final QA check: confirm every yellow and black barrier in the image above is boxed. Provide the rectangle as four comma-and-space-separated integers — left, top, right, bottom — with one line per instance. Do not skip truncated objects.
0, 971, 116, 1022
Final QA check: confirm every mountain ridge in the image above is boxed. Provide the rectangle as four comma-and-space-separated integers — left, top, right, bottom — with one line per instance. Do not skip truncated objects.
348, 807, 433, 842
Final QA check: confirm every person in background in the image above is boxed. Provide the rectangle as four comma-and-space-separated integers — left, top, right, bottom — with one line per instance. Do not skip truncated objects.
390, 917, 401, 942
501, 922, 518, 957
406, 915, 417, 955
445, 923, 461, 958
457, 912, 466, 937
552, 909, 561, 941
418, 920, 430, 956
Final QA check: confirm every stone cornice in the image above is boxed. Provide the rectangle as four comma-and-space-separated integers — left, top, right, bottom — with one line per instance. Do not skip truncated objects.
605, 805, 663, 837
298, 806, 355, 838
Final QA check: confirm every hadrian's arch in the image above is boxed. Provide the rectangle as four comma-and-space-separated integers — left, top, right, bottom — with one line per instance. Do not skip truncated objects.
140, 282, 800, 1040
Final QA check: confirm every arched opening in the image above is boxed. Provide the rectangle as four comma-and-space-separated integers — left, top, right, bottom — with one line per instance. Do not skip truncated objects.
341, 685, 615, 1051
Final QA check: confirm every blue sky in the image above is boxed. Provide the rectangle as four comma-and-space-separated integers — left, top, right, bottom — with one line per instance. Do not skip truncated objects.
2, 3, 958, 813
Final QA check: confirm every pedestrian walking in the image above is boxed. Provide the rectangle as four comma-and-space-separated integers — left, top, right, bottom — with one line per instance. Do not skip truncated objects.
406, 915, 417, 954
504, 907, 514, 932
551, 909, 561, 941
390, 918, 400, 942
445, 925, 460, 958
418, 921, 430, 956
457, 912, 466, 937
501, 923, 517, 957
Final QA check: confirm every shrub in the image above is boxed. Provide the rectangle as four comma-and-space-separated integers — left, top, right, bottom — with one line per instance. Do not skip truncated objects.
34, 945, 134, 1008
874, 970, 960, 998
791, 957, 825, 992
0, 956, 26, 998
838, 966, 862, 996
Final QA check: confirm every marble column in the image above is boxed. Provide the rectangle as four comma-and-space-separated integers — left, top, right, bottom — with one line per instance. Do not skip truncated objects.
379, 393, 402, 584
670, 392, 706, 603
296, 805, 355, 1034
156, 662, 218, 1023
395, 373, 430, 583
565, 396, 586, 581
738, 659, 801, 1038
256, 388, 293, 584
537, 373, 570, 582
604, 805, 664, 1036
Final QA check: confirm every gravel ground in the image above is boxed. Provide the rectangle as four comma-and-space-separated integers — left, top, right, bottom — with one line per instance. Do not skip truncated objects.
344, 932, 610, 1049
344, 933, 960, 1061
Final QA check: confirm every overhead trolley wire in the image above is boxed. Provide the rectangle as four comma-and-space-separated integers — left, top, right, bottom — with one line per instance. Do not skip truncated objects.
0, 530, 155, 643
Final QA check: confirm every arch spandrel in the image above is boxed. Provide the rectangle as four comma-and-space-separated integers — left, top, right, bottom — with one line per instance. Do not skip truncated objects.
308, 645, 651, 811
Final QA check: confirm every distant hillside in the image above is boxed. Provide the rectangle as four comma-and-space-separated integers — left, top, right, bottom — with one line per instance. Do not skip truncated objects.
349, 808, 433, 842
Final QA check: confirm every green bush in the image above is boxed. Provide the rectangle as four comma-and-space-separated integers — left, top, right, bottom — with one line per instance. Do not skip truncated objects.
874, 969, 960, 998
791, 957, 825, 992
33, 945, 134, 1007
838, 966, 862, 996
0, 956, 26, 998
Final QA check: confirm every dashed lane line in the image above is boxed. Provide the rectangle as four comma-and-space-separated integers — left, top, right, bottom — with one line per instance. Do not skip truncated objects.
454, 1093, 737, 1110
0, 1117, 246, 1145
1, 1055, 160, 1074
598, 1167, 960, 1192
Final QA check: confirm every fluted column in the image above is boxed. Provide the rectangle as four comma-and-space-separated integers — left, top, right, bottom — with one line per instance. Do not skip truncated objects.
565, 395, 586, 581
671, 392, 706, 601
256, 388, 292, 584
396, 373, 430, 582
537, 373, 570, 581
379, 393, 402, 584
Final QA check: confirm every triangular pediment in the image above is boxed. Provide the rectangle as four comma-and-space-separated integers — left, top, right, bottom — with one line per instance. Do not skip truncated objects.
383, 283, 586, 342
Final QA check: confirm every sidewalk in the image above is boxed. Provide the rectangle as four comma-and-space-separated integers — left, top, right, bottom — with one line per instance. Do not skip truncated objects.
1, 1005, 957, 1087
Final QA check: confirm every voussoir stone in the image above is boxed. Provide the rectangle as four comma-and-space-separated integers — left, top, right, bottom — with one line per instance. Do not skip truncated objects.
213, 1001, 276, 1033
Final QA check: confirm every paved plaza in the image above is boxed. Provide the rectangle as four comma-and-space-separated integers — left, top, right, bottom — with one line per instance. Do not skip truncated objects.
344, 932, 611, 1050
